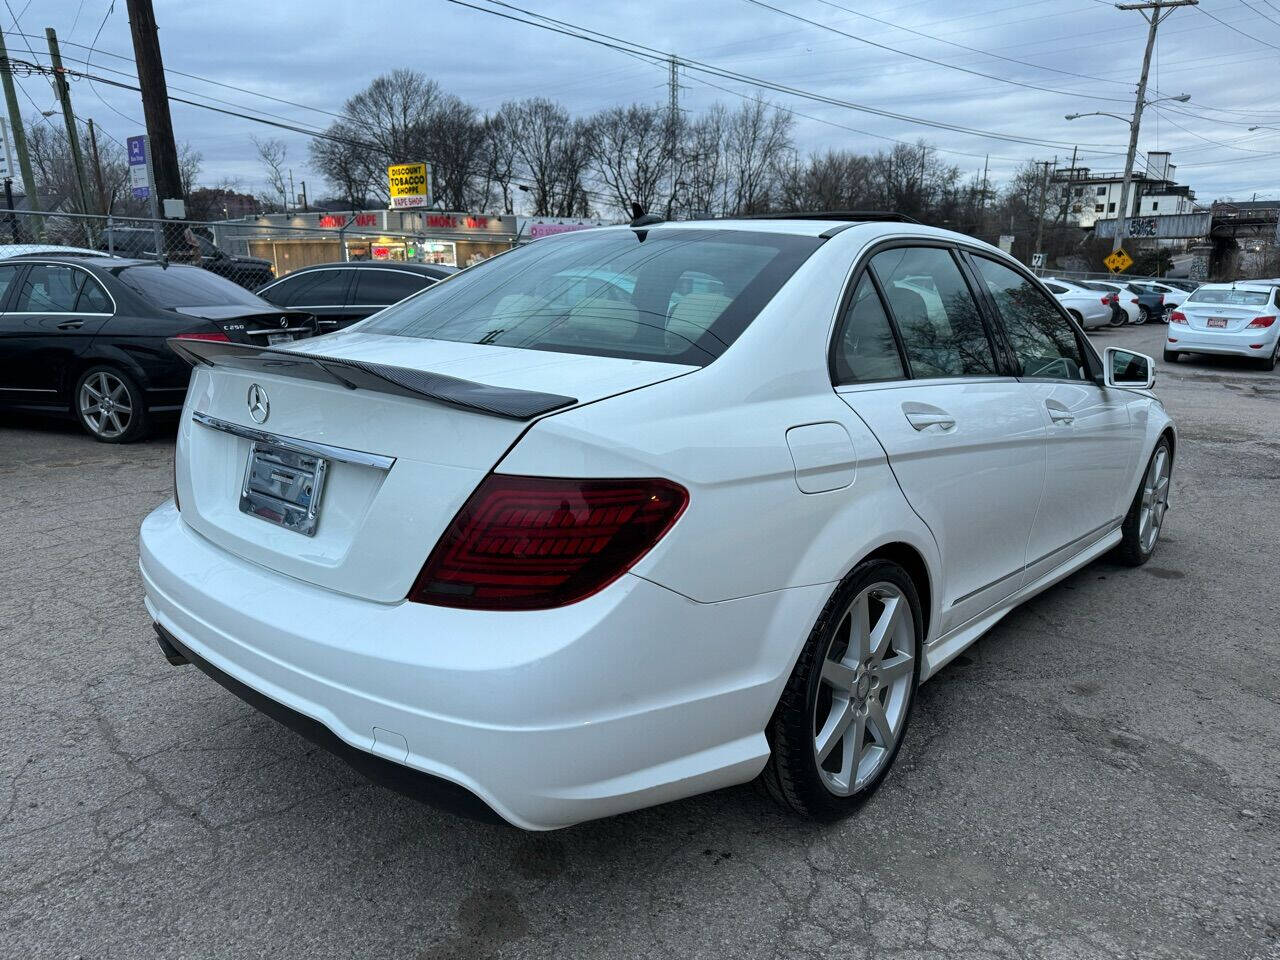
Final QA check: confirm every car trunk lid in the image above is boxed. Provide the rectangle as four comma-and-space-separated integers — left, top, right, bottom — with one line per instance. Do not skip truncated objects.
173, 332, 696, 602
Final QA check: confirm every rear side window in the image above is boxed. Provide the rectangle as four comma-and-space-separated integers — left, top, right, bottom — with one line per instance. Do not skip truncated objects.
869, 246, 997, 378
116, 264, 265, 310
266, 269, 351, 307
1044, 282, 1068, 294
0, 264, 19, 305
353, 269, 433, 305
971, 256, 1087, 381
832, 275, 906, 383
357, 229, 822, 365
14, 264, 111, 313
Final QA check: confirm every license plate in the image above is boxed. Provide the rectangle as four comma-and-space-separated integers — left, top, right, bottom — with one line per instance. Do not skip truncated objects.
268, 333, 295, 345
1207, 317, 1228, 328
239, 442, 328, 536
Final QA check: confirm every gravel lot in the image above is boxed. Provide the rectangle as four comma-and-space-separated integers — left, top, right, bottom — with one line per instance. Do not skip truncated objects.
2, 321, 1277, 960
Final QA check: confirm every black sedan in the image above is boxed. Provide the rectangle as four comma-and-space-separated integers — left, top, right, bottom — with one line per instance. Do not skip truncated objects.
256, 261, 456, 331
0, 256, 314, 443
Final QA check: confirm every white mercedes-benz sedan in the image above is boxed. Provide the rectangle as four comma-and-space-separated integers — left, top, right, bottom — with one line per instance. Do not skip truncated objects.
140, 215, 1175, 829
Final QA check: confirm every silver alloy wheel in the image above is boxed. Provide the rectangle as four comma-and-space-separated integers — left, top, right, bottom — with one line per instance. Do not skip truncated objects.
1138, 445, 1171, 553
1134, 307, 1148, 325
78, 371, 133, 439
812, 582, 915, 796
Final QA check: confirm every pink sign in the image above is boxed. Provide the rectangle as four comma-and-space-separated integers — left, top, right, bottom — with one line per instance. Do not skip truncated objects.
528, 223, 600, 238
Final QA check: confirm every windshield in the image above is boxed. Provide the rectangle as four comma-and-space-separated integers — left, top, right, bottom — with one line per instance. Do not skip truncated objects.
1187, 287, 1273, 307
357, 228, 822, 365
115, 264, 268, 310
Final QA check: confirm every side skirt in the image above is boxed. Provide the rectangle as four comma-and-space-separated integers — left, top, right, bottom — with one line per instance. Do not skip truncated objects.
920, 527, 1123, 681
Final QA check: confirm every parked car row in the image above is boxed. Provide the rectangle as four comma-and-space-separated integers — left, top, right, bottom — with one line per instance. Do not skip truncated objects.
0, 255, 316, 442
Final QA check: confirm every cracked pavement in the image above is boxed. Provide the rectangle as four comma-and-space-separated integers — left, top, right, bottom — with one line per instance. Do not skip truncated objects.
1, 322, 1277, 959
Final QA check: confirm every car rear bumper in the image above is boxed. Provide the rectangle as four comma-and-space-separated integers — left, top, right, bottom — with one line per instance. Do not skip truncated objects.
139, 502, 826, 829
1168, 326, 1279, 356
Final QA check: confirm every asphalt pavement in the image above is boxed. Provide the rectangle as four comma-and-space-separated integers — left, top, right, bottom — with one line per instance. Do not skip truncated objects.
2, 321, 1277, 960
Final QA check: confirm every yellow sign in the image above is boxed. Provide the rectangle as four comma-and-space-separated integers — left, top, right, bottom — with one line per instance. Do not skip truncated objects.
1105, 249, 1133, 273
387, 162, 430, 209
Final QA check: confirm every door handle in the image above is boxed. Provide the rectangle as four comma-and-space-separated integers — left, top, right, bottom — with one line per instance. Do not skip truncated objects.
904, 410, 956, 431
1046, 402, 1075, 425
56, 320, 84, 331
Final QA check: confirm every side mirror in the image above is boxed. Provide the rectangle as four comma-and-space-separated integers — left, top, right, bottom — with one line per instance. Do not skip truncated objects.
1103, 346, 1155, 389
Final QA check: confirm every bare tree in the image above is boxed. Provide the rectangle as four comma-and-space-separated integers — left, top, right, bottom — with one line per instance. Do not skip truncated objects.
252, 136, 289, 211
722, 100, 793, 214
588, 103, 670, 217
511, 98, 593, 217
677, 104, 728, 218
479, 103, 522, 214
178, 142, 203, 197
309, 127, 373, 210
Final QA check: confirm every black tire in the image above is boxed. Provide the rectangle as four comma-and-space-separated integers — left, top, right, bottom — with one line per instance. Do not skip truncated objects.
1163, 348, 1181, 364
761, 559, 923, 820
1257, 342, 1278, 371
1115, 437, 1172, 567
72, 365, 151, 443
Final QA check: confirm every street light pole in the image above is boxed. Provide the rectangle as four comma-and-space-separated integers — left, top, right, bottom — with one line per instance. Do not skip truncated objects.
1110, 0, 1198, 254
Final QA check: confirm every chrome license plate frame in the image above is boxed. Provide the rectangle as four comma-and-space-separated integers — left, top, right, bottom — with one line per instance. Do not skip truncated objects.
239, 441, 328, 536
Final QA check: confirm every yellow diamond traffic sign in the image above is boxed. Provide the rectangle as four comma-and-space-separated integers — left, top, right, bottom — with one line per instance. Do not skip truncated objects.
1105, 249, 1133, 273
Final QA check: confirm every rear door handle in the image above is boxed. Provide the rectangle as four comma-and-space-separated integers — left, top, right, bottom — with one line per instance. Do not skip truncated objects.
904, 410, 956, 431
57, 320, 84, 330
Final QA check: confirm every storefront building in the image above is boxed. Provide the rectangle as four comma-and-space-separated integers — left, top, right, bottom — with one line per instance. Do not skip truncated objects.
211, 211, 519, 275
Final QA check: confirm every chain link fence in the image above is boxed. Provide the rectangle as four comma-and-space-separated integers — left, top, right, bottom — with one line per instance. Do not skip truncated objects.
0, 209, 520, 291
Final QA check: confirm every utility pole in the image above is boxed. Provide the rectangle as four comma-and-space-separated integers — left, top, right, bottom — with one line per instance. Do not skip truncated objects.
46, 28, 94, 219
1057, 144, 1079, 237
0, 26, 41, 236
87, 118, 108, 214
125, 0, 184, 219
1112, 0, 1198, 253
1034, 158, 1053, 272
299, 179, 308, 212
664, 53, 680, 218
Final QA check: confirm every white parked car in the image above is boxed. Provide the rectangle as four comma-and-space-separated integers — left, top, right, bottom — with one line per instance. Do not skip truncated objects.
1086, 280, 1142, 325
1167, 282, 1280, 370
141, 216, 1176, 829
1040, 278, 1113, 329
0, 243, 110, 259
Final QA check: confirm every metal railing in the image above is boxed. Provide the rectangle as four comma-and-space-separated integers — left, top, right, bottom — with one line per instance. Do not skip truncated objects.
0, 209, 518, 291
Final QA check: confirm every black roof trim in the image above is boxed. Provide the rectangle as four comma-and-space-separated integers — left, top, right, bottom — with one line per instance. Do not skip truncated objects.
739, 210, 921, 225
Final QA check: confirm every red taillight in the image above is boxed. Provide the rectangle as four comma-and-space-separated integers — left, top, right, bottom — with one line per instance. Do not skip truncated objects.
1169, 311, 1188, 324
1130, 298, 1140, 304
1246, 315, 1277, 329
174, 331, 231, 342
1100, 296, 1111, 305
409, 474, 689, 610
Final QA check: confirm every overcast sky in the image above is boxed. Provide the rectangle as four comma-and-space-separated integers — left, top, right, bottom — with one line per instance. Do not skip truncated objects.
14, 0, 1280, 207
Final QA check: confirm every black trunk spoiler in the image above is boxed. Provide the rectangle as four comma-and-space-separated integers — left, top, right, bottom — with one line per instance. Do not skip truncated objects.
168, 337, 577, 421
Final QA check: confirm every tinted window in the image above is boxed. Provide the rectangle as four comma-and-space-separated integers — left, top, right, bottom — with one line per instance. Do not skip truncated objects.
358, 229, 821, 365
0, 264, 18, 305
833, 274, 906, 384
265, 269, 351, 307
972, 256, 1087, 381
115, 264, 266, 310
14, 264, 111, 314
353, 269, 433, 305
1044, 282, 1068, 294
869, 247, 997, 378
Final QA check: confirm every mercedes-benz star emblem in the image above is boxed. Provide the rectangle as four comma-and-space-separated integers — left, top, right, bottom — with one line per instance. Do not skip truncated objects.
279, 316, 289, 327
247, 383, 270, 424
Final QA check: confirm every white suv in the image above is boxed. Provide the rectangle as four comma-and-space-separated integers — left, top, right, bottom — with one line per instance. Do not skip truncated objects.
141, 216, 1175, 829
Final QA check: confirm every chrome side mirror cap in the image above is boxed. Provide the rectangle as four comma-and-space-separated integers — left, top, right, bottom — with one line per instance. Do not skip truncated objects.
1104, 346, 1156, 389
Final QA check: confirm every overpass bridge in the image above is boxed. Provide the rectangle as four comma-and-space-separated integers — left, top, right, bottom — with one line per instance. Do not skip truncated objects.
1093, 202, 1279, 277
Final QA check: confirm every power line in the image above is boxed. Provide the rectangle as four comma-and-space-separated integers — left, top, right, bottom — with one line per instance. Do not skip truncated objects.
446, 0, 1130, 152
741, 0, 1136, 104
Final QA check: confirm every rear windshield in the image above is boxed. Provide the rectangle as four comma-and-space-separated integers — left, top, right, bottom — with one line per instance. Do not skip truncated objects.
356, 228, 822, 365
115, 264, 268, 310
1186, 288, 1273, 306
